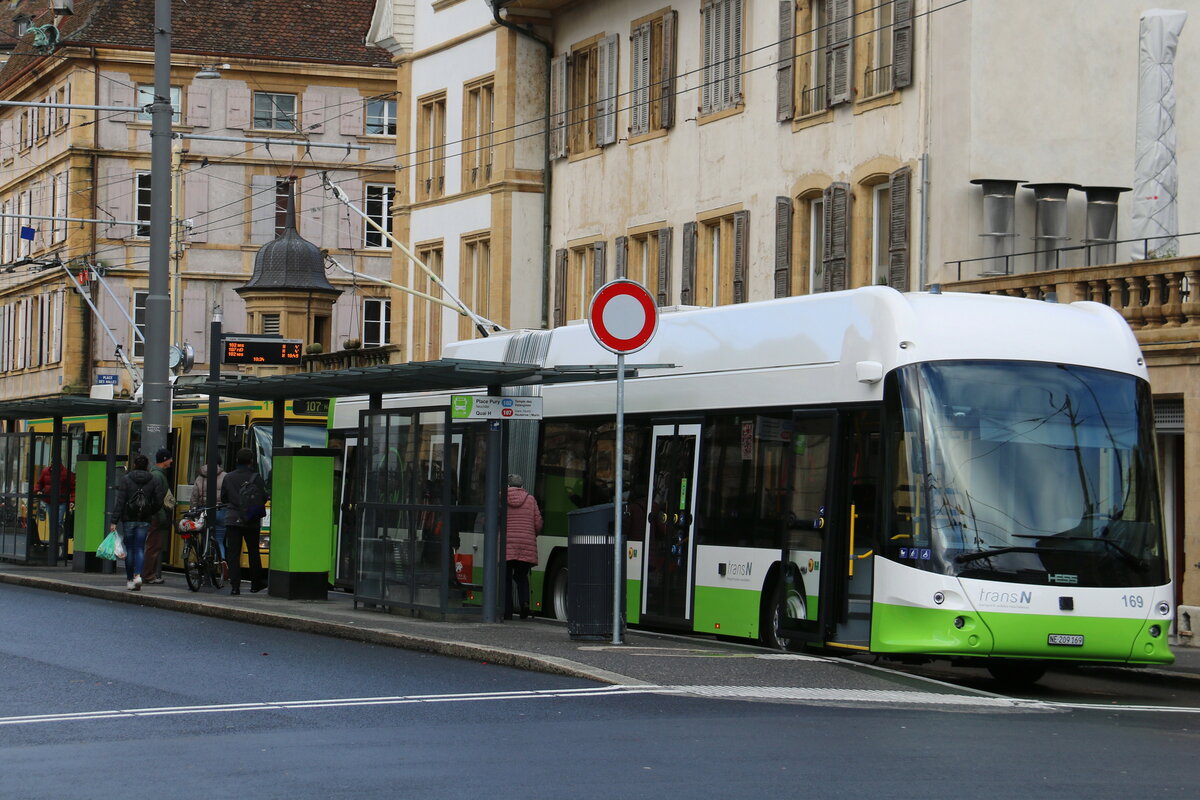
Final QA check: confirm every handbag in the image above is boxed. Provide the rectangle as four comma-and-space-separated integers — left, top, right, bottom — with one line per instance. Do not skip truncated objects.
97, 530, 120, 561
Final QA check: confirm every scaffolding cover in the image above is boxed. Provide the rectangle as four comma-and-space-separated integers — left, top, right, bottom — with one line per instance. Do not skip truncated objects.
1131, 9, 1188, 260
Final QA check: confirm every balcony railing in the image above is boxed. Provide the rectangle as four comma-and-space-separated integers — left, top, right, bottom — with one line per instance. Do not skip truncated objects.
799, 84, 828, 117
863, 64, 893, 98
301, 344, 400, 372
946, 232, 1197, 281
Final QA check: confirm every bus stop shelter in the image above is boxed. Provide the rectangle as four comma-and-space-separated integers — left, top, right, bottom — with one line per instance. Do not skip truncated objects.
0, 396, 141, 568
184, 358, 622, 622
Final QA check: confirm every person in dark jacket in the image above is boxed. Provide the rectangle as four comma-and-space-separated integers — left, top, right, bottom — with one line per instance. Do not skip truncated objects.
141, 448, 173, 584
110, 453, 165, 591
220, 447, 270, 595
504, 474, 542, 620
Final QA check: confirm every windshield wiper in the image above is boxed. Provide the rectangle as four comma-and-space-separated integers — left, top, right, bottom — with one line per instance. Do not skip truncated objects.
1012, 534, 1146, 571
954, 546, 1043, 564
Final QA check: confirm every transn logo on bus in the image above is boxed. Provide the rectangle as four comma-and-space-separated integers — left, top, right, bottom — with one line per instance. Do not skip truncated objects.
1048, 574, 1079, 585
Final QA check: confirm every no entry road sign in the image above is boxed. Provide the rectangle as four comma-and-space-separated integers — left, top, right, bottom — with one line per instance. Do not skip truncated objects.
588, 279, 658, 354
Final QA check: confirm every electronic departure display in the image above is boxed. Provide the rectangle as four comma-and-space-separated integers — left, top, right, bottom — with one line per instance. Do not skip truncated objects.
222, 337, 304, 365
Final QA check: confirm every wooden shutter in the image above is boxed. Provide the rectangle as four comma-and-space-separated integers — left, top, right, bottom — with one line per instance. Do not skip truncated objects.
614, 235, 628, 278
226, 87, 251, 130
549, 55, 568, 159
701, 0, 716, 114
729, 0, 744, 106
680, 221, 697, 305
657, 226, 673, 305
107, 81, 135, 122
888, 167, 911, 290
592, 240, 607, 292
774, 196, 793, 297
341, 96, 365, 135
823, 182, 849, 291
186, 86, 210, 128
185, 171, 209, 243
732, 210, 749, 303
596, 34, 619, 146
660, 10, 678, 129
829, 0, 853, 106
778, 1, 795, 122
630, 23, 651, 136
553, 248, 568, 327
103, 166, 133, 239
893, 0, 914, 89
302, 91, 326, 133
250, 175, 276, 244
1, 120, 11, 156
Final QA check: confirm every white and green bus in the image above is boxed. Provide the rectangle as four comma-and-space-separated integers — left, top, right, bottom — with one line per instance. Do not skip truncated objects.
333, 286, 1173, 683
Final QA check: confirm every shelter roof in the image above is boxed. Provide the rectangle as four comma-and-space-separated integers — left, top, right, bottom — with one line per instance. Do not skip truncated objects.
0, 395, 140, 421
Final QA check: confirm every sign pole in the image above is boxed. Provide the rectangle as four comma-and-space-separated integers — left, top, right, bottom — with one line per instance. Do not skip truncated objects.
613, 352, 625, 644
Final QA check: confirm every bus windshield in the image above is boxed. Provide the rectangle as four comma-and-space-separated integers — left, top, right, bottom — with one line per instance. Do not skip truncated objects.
251, 423, 328, 484
889, 361, 1167, 588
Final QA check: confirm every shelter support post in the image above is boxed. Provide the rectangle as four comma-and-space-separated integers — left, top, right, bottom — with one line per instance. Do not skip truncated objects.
482, 385, 502, 622
48, 416, 62, 566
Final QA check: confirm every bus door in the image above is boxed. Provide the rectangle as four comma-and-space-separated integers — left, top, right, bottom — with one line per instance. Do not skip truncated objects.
830, 410, 881, 650
333, 433, 360, 590
640, 424, 701, 628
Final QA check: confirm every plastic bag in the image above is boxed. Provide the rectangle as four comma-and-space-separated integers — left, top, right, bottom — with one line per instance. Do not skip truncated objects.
97, 531, 120, 561
113, 534, 127, 560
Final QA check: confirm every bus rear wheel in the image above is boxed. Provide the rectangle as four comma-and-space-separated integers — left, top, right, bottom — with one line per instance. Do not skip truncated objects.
547, 562, 569, 621
986, 660, 1047, 687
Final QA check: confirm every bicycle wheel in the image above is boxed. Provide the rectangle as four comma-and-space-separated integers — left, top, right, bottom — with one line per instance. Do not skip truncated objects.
206, 538, 224, 589
182, 540, 202, 592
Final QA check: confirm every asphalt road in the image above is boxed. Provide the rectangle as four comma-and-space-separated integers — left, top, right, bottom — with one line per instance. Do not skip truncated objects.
1, 584, 1196, 799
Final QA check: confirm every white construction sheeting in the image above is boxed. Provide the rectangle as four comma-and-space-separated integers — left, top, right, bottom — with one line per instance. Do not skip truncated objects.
1131, 9, 1188, 260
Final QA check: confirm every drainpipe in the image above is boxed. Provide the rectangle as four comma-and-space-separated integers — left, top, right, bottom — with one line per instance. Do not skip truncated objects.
491, 4, 553, 330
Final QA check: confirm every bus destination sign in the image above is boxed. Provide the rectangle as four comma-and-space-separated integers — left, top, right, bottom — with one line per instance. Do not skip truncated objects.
222, 337, 304, 365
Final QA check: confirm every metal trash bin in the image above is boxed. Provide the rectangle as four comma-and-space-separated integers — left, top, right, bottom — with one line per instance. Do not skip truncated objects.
566, 503, 615, 640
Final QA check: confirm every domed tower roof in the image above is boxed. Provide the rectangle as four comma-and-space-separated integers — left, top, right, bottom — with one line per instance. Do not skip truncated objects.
237, 180, 341, 296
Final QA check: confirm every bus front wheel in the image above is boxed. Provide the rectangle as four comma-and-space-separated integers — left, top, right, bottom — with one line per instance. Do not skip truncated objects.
761, 576, 804, 650
547, 562, 569, 621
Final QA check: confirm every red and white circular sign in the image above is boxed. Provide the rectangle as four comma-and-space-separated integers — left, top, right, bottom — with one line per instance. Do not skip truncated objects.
589, 279, 658, 354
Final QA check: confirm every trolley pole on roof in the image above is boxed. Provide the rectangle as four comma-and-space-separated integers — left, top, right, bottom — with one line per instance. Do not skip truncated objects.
141, 0, 173, 458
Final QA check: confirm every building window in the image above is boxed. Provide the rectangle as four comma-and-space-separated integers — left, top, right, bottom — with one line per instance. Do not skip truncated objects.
416, 92, 446, 201
562, 241, 605, 322
55, 84, 70, 129
871, 183, 891, 285
695, 210, 748, 306
52, 171, 67, 244
458, 232, 492, 341
413, 242, 444, 360
135, 172, 152, 237
630, 10, 677, 137
365, 98, 397, 135
700, 0, 743, 116
799, 1, 830, 115
16, 190, 30, 257
627, 228, 671, 304
133, 290, 148, 359
0, 200, 10, 264
261, 313, 281, 336
462, 77, 494, 190
861, 0, 913, 97
252, 91, 297, 131
364, 184, 395, 248
864, 0, 893, 97
804, 194, 826, 293
273, 180, 291, 237
363, 298, 391, 347
136, 85, 182, 123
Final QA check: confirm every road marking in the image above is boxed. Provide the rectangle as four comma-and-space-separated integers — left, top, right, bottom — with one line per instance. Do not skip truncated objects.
576, 646, 830, 662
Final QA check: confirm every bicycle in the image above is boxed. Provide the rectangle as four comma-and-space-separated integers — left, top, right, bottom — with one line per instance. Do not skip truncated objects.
178, 504, 226, 592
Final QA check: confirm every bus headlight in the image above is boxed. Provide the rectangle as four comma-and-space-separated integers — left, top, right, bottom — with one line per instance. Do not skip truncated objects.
954, 616, 966, 629
933, 592, 945, 605
1157, 602, 1171, 616
1149, 625, 1162, 638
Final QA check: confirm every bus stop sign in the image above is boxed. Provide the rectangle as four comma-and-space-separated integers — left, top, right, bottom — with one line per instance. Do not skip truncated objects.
589, 280, 658, 355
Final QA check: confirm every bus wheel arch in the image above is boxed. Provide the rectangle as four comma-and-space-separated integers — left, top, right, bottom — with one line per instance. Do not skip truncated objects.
760, 563, 806, 650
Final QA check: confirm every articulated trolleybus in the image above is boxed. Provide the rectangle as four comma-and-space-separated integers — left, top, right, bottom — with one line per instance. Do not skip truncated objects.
340, 286, 1173, 683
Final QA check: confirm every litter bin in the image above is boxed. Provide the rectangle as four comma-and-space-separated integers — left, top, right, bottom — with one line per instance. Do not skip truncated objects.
566, 503, 615, 640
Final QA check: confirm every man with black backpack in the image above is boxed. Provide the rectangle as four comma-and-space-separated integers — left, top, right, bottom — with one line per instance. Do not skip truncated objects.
110, 453, 166, 591
220, 447, 270, 595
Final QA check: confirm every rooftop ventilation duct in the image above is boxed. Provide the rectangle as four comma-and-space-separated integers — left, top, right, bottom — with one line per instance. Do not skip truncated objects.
970, 179, 1025, 275
1081, 186, 1130, 266
1024, 183, 1080, 271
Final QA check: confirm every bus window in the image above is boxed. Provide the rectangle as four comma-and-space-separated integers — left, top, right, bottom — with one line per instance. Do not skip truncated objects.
700, 413, 793, 550
250, 423, 328, 484
186, 418, 207, 484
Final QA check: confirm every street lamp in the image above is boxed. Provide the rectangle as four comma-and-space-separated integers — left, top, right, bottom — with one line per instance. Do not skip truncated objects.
195, 63, 230, 80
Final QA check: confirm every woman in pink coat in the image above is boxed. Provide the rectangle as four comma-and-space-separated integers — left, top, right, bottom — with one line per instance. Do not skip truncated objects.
505, 474, 542, 619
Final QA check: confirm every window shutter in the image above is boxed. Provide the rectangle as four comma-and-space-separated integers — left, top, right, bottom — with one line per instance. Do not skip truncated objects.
701, 1, 715, 115
337, 179, 362, 249
341, 97, 365, 135
775, 196, 793, 297
657, 226, 673, 305
829, 0, 854, 106
302, 90, 325, 133
893, 0, 914, 89
250, 175, 276, 244
553, 248, 568, 327
1, 119, 11, 155
729, 0, 743, 106
49, 290, 63, 363
777, 1, 795, 122
107, 81, 135, 122
103, 166, 133, 239
732, 210, 749, 303
680, 221, 697, 305
592, 240, 607, 292
660, 11, 678, 129
823, 182, 849, 291
615, 235, 628, 278
549, 55, 568, 159
226, 87, 251, 130
596, 34, 619, 146
888, 166, 911, 290
185, 171, 209, 243
187, 86, 210, 128
630, 23, 650, 136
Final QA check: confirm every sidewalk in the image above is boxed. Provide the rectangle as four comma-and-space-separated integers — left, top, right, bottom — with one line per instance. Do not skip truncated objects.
3, 561, 1198, 694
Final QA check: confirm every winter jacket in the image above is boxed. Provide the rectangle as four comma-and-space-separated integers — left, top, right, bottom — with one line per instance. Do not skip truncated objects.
35, 465, 75, 503
111, 469, 165, 526
505, 487, 542, 564
221, 465, 270, 528
192, 464, 225, 509
149, 465, 173, 524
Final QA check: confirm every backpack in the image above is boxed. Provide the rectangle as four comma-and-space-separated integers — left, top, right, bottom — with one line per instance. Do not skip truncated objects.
125, 480, 156, 521
237, 476, 267, 522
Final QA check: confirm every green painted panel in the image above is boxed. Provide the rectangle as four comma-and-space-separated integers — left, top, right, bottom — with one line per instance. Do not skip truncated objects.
693, 584, 761, 639
270, 453, 334, 574
73, 459, 107, 551
625, 578, 641, 625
